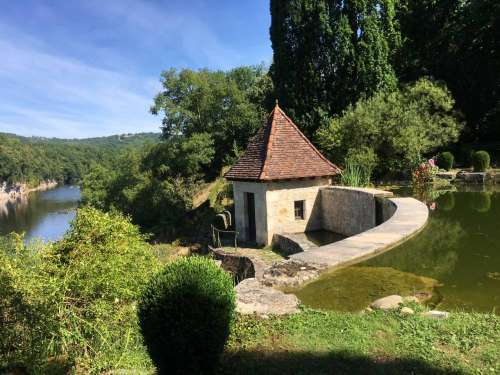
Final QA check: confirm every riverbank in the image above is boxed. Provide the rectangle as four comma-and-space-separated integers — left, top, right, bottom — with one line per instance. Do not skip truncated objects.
0, 180, 58, 202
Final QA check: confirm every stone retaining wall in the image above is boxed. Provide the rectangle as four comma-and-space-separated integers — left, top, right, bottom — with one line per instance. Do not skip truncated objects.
376, 196, 397, 224
290, 197, 428, 267
320, 186, 393, 236
273, 186, 399, 256
210, 248, 256, 282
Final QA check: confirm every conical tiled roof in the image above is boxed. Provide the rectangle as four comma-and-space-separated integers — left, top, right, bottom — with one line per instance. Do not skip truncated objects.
225, 105, 341, 181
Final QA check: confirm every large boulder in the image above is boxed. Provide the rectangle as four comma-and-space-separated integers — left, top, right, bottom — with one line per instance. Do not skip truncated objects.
235, 278, 299, 315
262, 260, 326, 288
370, 295, 403, 310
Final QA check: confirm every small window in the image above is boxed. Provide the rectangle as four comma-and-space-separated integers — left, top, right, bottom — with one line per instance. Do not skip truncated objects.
294, 200, 305, 220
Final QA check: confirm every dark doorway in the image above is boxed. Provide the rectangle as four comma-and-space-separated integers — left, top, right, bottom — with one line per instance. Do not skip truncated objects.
246, 192, 256, 242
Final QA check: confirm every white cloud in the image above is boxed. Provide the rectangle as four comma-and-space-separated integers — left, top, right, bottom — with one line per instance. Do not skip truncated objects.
0, 0, 271, 138
0, 37, 161, 138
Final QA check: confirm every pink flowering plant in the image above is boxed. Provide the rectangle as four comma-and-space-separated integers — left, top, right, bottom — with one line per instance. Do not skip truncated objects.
412, 159, 438, 188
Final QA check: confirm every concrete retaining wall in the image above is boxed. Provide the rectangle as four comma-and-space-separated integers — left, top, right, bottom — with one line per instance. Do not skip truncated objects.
320, 187, 392, 236
272, 233, 318, 256
290, 197, 429, 267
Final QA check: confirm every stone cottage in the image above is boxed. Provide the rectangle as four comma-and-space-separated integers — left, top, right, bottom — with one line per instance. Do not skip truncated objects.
225, 104, 341, 246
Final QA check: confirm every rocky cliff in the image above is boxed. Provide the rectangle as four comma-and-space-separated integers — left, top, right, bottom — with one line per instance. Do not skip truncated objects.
0, 180, 58, 202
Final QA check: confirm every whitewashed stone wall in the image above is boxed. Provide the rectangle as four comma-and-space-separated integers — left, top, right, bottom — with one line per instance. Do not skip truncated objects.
265, 178, 330, 244
232, 180, 394, 246
232, 177, 330, 246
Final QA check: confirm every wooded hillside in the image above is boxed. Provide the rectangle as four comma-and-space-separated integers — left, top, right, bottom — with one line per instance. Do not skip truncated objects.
0, 132, 160, 186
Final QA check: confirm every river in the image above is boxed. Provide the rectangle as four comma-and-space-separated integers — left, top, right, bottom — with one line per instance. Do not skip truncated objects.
0, 185, 81, 243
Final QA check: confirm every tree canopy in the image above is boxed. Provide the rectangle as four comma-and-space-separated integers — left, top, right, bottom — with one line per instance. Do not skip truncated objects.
316, 79, 463, 177
270, 0, 400, 138
397, 0, 500, 141
151, 66, 272, 176
270, 0, 499, 144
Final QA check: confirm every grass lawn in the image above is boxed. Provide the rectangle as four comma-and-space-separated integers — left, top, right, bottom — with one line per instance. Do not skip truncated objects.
220, 246, 285, 264
220, 308, 500, 375
151, 242, 189, 263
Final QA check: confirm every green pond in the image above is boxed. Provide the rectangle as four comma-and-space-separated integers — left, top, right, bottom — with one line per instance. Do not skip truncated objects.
291, 186, 500, 313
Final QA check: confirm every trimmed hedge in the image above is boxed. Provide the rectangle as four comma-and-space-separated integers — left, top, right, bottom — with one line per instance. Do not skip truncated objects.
437, 151, 454, 171
138, 256, 235, 375
472, 150, 490, 172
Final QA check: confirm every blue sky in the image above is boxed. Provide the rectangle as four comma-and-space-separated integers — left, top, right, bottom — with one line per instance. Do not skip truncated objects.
0, 1, 272, 138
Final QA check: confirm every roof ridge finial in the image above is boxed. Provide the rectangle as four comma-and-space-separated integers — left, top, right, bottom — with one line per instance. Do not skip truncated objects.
275, 98, 279, 107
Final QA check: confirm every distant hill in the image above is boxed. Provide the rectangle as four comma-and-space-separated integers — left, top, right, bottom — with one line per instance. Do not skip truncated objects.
0, 132, 161, 186
1, 132, 161, 149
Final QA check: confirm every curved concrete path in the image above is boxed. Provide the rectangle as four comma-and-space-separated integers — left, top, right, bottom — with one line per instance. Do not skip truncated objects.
289, 197, 429, 267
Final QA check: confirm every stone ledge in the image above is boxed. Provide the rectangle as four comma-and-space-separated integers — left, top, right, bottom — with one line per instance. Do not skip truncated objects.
323, 185, 394, 198
289, 197, 428, 267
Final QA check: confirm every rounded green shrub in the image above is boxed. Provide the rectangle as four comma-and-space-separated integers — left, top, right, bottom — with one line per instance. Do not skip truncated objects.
437, 151, 454, 171
472, 150, 490, 172
138, 256, 235, 375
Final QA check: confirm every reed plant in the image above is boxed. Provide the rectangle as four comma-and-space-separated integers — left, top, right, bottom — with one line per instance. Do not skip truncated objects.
341, 161, 371, 187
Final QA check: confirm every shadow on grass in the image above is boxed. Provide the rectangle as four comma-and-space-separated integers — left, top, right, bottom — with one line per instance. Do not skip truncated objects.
219, 350, 465, 375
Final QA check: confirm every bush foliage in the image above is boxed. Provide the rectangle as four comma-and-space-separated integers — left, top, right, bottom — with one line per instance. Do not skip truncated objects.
472, 150, 490, 172
316, 79, 463, 178
0, 208, 159, 373
437, 152, 454, 171
138, 256, 235, 375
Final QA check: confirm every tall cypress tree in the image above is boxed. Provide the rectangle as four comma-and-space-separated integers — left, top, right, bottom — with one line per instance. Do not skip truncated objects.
270, 0, 400, 138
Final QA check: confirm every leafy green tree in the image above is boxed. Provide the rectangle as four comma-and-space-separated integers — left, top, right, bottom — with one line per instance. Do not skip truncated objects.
151, 66, 271, 176
81, 135, 215, 239
270, 0, 400, 138
316, 78, 463, 177
397, 0, 500, 141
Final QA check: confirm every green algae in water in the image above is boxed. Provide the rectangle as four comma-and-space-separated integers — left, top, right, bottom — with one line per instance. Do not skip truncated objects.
291, 266, 438, 312
293, 188, 500, 313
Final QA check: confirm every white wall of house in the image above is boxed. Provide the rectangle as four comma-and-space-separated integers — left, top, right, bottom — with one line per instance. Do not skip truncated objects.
265, 178, 330, 245
232, 181, 269, 245
232, 177, 331, 246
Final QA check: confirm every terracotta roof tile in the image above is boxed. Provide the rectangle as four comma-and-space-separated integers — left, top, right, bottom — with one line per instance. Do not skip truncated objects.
225, 105, 341, 181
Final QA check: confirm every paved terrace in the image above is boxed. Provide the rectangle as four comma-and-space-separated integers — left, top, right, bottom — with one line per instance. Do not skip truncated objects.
289, 196, 429, 267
